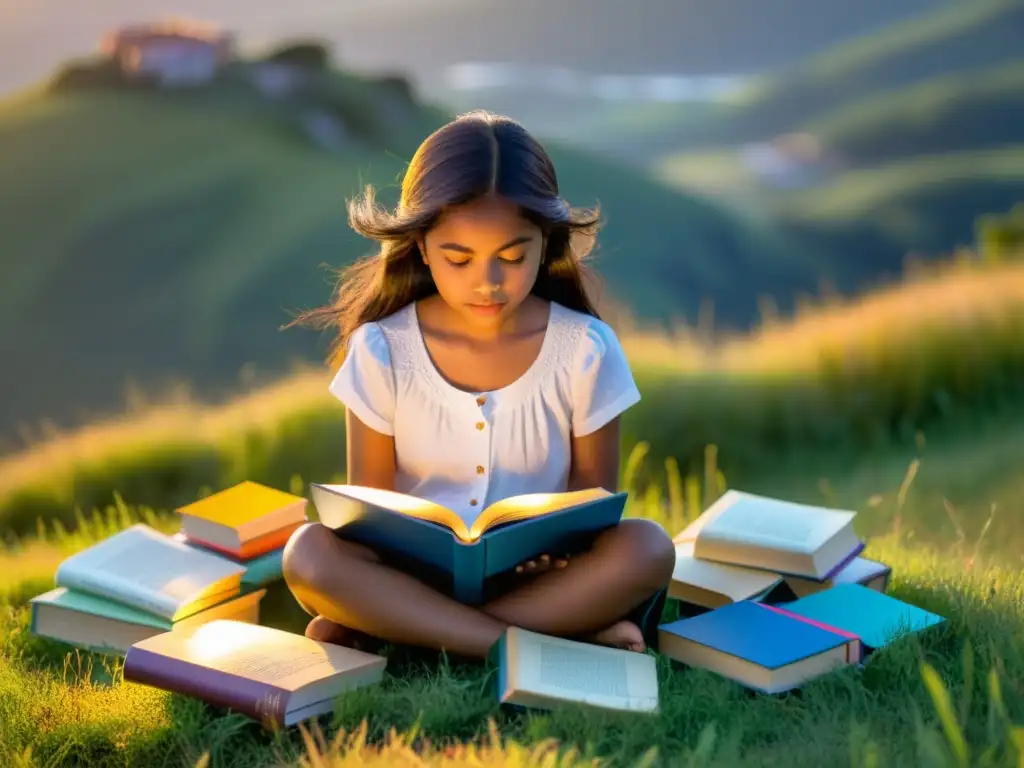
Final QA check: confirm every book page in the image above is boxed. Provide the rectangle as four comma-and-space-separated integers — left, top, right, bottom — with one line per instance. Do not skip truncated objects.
537, 639, 631, 699
56, 525, 245, 616
315, 484, 468, 540
474, 488, 613, 538
507, 629, 657, 709
700, 491, 853, 552
142, 620, 383, 691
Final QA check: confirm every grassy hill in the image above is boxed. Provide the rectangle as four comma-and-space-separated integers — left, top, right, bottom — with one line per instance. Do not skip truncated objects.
580, 0, 1024, 162
2, 253, 1024, 765
804, 62, 1024, 167
4, 255, 1024, 546
0, 54, 821, 450
771, 149, 1024, 270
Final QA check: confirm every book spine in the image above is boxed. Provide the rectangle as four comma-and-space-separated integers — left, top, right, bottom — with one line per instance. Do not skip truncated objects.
451, 541, 487, 605
123, 647, 289, 729
757, 604, 865, 663
819, 541, 867, 582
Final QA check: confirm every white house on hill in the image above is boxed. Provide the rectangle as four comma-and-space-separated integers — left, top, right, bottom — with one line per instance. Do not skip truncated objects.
101, 21, 234, 87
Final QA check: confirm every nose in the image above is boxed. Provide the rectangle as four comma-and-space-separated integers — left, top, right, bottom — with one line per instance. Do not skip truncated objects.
476, 258, 503, 294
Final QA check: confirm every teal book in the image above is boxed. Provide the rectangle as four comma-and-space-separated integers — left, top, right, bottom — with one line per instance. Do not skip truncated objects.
310, 483, 628, 604
30, 586, 266, 656
779, 583, 946, 651
239, 549, 284, 588
173, 532, 284, 588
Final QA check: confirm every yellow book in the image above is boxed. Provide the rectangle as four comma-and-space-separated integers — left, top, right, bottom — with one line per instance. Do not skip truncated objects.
177, 481, 309, 548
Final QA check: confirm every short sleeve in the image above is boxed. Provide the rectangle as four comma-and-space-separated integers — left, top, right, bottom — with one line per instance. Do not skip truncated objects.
328, 322, 396, 436
571, 319, 641, 436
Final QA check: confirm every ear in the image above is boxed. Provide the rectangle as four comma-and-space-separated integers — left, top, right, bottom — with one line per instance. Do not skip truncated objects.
417, 235, 428, 264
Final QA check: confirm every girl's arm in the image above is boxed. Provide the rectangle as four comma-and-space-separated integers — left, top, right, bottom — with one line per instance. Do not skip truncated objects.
567, 417, 622, 493
345, 410, 397, 490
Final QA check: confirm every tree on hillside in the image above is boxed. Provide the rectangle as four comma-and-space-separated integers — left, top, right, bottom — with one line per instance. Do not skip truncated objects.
265, 40, 332, 70
976, 202, 1024, 261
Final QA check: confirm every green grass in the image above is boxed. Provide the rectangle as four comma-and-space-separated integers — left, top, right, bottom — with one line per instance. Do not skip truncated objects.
3, 253, 1024, 764
2, 447, 1024, 766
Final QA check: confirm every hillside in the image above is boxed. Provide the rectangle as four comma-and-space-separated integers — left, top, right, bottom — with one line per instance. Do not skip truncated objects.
804, 62, 1024, 167
0, 55, 822, 450
577, 0, 1024, 163
771, 149, 1024, 273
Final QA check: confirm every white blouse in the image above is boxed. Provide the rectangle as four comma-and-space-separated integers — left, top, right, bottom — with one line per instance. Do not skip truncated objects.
328, 300, 641, 529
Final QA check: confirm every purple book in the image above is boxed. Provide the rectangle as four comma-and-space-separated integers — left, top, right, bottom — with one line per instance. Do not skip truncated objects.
123, 620, 386, 730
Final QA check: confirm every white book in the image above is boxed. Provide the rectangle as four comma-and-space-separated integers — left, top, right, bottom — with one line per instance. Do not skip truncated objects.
55, 524, 247, 621
674, 490, 864, 581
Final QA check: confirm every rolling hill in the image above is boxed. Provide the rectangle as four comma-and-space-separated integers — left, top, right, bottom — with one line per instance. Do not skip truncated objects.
771, 149, 1024, 277
0, 53, 823, 450
576, 0, 1024, 163
804, 62, 1024, 167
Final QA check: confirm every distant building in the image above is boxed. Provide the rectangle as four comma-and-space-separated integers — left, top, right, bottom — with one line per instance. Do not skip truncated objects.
100, 20, 234, 87
740, 133, 842, 189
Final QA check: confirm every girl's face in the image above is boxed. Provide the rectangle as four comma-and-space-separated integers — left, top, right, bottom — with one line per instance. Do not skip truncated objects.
420, 194, 545, 327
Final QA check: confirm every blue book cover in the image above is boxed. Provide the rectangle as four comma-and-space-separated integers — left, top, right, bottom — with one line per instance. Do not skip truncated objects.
658, 600, 855, 670
310, 483, 628, 604
779, 583, 946, 650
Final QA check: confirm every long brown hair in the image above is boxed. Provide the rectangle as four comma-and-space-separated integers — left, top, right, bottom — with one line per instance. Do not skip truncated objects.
285, 110, 604, 370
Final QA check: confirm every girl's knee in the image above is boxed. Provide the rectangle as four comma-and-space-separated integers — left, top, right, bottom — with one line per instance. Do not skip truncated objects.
614, 518, 676, 588
282, 522, 381, 589
282, 522, 334, 588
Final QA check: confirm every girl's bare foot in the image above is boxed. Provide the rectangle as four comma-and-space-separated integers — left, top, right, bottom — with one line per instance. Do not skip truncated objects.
585, 620, 646, 652
304, 616, 384, 653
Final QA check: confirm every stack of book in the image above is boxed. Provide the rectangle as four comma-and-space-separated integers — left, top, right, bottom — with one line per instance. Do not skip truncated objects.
657, 489, 946, 695
29, 524, 267, 655
172, 480, 309, 591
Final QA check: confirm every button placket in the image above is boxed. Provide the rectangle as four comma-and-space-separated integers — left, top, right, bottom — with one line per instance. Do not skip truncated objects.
470, 393, 492, 509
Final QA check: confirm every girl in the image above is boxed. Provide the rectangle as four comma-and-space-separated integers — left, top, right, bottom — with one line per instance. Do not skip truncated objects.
282, 110, 676, 660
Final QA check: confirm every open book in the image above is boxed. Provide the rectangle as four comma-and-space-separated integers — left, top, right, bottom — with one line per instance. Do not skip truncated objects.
491, 627, 659, 714
123, 619, 387, 729
311, 484, 627, 604
674, 490, 865, 581
54, 524, 247, 622
314, 484, 612, 543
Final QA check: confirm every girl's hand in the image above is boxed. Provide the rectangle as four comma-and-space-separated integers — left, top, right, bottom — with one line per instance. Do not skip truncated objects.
515, 553, 570, 576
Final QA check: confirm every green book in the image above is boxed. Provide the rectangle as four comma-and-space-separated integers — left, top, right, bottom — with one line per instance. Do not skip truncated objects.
30, 586, 266, 656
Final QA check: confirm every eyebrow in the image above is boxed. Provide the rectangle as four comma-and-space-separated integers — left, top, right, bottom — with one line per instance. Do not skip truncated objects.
438, 235, 534, 254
